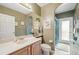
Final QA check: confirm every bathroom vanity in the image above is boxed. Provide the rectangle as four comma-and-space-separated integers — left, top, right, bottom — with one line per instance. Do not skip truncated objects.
0, 35, 42, 55
10, 40, 41, 55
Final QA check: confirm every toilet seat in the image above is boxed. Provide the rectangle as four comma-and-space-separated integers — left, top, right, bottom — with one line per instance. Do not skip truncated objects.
41, 44, 51, 55
41, 44, 51, 49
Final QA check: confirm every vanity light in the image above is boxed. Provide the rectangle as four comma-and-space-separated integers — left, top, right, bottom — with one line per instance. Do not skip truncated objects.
20, 3, 32, 9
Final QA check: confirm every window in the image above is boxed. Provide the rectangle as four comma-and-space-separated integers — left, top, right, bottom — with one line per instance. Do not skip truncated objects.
61, 20, 70, 41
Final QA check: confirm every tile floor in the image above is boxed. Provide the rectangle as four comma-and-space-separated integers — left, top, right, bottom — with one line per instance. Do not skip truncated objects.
54, 43, 70, 55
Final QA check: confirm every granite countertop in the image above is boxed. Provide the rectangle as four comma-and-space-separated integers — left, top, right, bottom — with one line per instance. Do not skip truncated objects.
0, 35, 41, 55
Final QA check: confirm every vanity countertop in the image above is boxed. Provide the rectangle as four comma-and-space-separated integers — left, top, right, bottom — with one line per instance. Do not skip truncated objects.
0, 35, 41, 55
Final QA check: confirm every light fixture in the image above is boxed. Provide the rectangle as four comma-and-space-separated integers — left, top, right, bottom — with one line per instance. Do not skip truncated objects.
20, 3, 32, 9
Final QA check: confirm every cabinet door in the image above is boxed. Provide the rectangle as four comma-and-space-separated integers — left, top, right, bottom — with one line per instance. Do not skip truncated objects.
10, 46, 30, 55
27, 46, 31, 55
31, 40, 41, 55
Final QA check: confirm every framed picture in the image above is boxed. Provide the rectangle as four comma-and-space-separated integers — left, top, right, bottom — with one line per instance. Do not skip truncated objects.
43, 19, 51, 29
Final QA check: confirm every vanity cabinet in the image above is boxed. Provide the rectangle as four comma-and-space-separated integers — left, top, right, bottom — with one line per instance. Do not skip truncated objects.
9, 40, 41, 55
31, 41, 41, 55
10, 46, 30, 55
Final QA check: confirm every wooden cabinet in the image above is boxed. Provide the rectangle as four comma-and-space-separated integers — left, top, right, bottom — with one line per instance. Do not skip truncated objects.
27, 46, 31, 55
9, 40, 41, 55
31, 41, 41, 55
10, 46, 30, 55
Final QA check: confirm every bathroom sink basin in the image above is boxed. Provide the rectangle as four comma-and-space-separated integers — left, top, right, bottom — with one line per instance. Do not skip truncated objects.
14, 35, 36, 44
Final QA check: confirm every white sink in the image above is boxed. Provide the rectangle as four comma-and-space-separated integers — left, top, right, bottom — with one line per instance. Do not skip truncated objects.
15, 35, 35, 44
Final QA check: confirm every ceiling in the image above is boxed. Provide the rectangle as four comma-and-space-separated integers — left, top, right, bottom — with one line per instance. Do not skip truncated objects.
37, 3, 48, 7
55, 3, 76, 14
0, 3, 32, 15
0, 3, 76, 15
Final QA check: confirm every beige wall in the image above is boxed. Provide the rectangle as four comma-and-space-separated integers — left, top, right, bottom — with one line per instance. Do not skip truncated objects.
0, 6, 26, 36
31, 3, 41, 16
75, 4, 79, 16
41, 3, 60, 49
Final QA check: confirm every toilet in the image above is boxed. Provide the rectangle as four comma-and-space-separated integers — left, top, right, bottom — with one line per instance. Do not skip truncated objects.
41, 44, 51, 55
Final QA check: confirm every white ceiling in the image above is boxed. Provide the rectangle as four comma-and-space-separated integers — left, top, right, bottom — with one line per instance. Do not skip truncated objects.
0, 3, 76, 15
55, 3, 76, 14
37, 3, 48, 7
0, 3, 32, 15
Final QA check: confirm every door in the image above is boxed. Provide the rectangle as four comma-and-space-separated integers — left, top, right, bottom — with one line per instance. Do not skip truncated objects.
31, 41, 41, 55
0, 13, 15, 42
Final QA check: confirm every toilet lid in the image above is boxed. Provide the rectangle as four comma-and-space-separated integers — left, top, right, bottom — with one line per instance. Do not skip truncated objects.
41, 44, 51, 49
